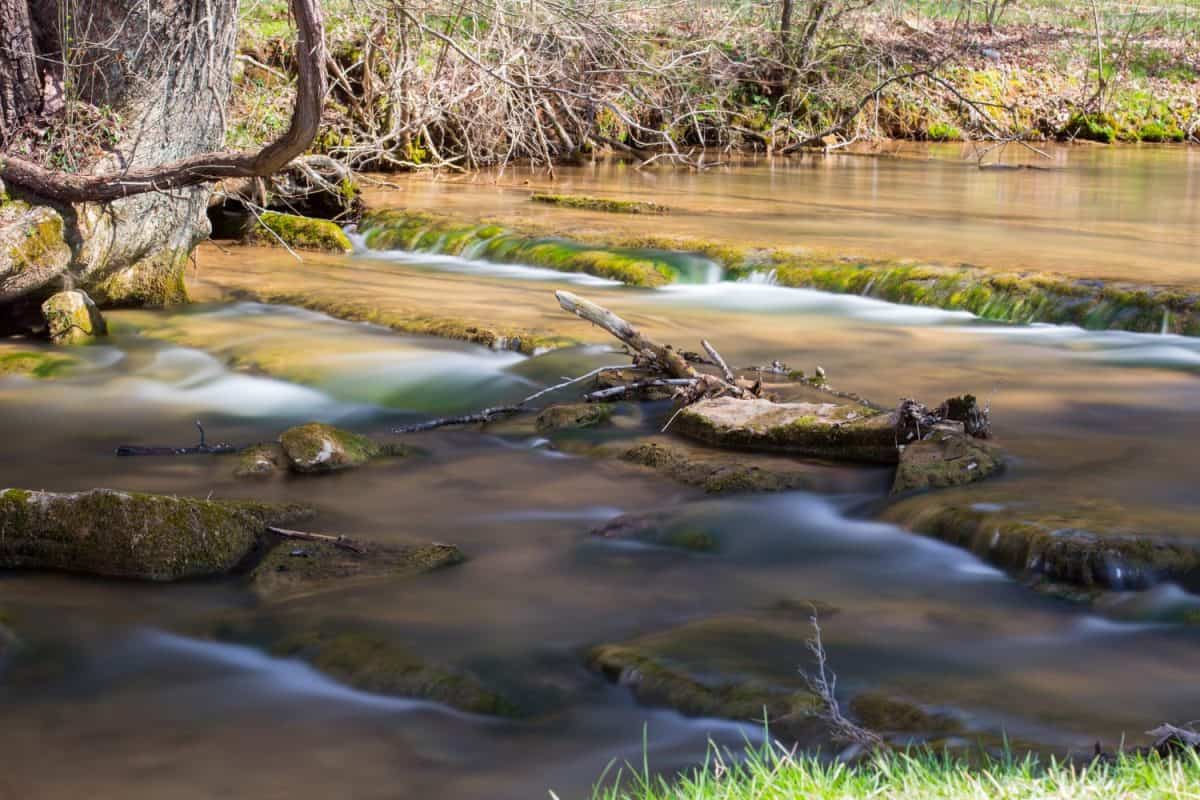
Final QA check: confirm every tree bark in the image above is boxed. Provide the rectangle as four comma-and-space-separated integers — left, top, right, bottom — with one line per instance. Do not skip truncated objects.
780, 0, 795, 46
0, 0, 327, 204
0, 0, 42, 139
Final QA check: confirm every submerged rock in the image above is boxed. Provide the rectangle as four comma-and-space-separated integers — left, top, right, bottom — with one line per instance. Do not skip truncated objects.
884, 496, 1200, 590
232, 442, 285, 479
616, 437, 886, 495
0, 349, 76, 379
588, 616, 830, 744
210, 614, 518, 716
244, 211, 353, 253
674, 397, 898, 464
40, 291, 108, 345
0, 488, 311, 581
891, 426, 1003, 495
279, 423, 381, 473
534, 402, 613, 432
250, 538, 465, 601
592, 510, 720, 552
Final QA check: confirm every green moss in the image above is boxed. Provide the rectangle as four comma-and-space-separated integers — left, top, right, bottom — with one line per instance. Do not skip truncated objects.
0, 488, 311, 580
1062, 112, 1117, 143
0, 351, 76, 378
278, 422, 381, 473
247, 211, 353, 253
1137, 121, 1186, 143
90, 247, 190, 307
531, 193, 669, 215
617, 440, 828, 494
926, 122, 963, 141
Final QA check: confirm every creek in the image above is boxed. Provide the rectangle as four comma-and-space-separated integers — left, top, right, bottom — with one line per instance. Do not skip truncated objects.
2, 146, 1199, 800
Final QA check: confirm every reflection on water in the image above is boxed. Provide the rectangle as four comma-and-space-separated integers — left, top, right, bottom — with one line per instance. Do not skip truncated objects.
5, 153, 1200, 798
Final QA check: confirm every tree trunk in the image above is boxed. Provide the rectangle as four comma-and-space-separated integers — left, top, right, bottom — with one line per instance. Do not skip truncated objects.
780, 0, 795, 46
0, 0, 42, 139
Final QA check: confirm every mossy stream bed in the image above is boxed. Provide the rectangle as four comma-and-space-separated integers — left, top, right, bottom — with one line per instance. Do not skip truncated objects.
5, 154, 1200, 799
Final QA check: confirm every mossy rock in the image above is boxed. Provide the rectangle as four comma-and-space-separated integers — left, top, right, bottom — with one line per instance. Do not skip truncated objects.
592, 510, 720, 553
245, 211, 353, 253
674, 397, 898, 464
40, 290, 108, 345
534, 402, 613, 432
531, 193, 669, 215
279, 422, 381, 473
0, 488, 312, 581
0, 350, 77, 379
849, 691, 963, 736
891, 427, 1003, 495
587, 615, 834, 745
250, 538, 465, 601
883, 496, 1200, 590
0, 203, 71, 303
231, 442, 284, 479
210, 615, 518, 716
617, 438, 875, 495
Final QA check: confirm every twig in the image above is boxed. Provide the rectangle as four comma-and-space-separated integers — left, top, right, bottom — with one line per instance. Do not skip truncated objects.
265, 525, 366, 554
701, 338, 738, 385
520, 364, 630, 405
393, 405, 522, 434
115, 420, 236, 456
799, 609, 886, 752
584, 378, 696, 402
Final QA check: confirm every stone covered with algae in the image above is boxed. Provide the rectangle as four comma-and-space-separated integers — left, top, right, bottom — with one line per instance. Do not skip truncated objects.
0, 488, 311, 581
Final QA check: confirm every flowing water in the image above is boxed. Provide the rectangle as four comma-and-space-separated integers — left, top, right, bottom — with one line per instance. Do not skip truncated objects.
3, 147, 1200, 800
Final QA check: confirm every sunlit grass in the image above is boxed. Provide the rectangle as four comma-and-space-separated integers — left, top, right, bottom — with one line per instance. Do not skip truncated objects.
588, 742, 1200, 800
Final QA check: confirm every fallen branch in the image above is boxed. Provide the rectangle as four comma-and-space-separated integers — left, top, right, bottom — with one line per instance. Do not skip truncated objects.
520, 364, 630, 405
556, 290, 695, 380
265, 525, 366, 554
702, 339, 738, 385
115, 421, 236, 457
393, 405, 522, 434
584, 378, 696, 402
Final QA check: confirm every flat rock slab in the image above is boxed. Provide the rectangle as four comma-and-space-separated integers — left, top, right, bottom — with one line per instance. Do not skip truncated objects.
674, 397, 898, 464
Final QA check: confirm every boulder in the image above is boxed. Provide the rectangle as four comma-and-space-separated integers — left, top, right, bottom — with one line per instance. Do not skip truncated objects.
279, 423, 381, 473
232, 442, 285, 479
40, 290, 108, 345
891, 425, 1003, 495
534, 402, 613, 432
673, 396, 898, 463
0, 488, 311, 580
0, 203, 72, 303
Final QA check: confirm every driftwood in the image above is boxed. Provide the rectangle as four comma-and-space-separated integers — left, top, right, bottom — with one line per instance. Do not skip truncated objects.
584, 378, 696, 402
393, 406, 522, 434
266, 525, 366, 554
116, 422, 236, 457
556, 290, 695, 380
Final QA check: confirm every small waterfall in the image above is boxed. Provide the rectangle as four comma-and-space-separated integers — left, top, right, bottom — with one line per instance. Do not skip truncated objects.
738, 269, 778, 285
1162, 309, 1171, 335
